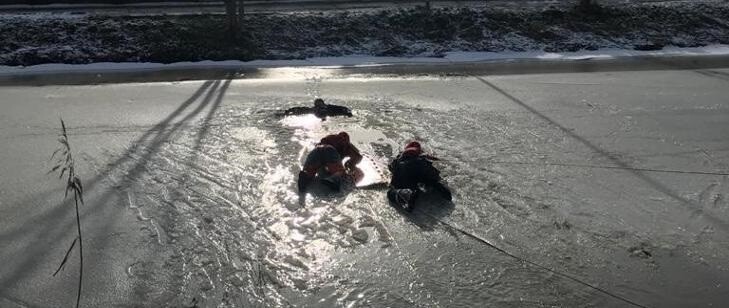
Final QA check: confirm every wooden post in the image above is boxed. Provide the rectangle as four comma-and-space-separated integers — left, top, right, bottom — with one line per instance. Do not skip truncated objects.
237, 0, 245, 25
224, 0, 240, 36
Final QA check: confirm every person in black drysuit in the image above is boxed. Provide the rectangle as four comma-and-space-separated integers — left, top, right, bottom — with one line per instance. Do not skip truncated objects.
387, 141, 452, 211
279, 98, 353, 120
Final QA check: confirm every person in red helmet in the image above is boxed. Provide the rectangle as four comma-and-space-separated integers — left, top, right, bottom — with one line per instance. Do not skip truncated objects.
387, 141, 452, 211
298, 132, 363, 192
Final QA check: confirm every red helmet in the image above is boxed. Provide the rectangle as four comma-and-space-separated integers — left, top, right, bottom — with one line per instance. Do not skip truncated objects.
405, 141, 421, 150
402, 141, 422, 157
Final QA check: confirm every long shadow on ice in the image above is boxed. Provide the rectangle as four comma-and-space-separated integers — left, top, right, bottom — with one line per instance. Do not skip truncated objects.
475, 76, 729, 234
0, 79, 230, 301
189, 79, 231, 162
0, 81, 217, 244
391, 191, 455, 231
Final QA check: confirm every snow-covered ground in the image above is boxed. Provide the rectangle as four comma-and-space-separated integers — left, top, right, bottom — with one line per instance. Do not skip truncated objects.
2, 44, 729, 76
1, 1, 728, 66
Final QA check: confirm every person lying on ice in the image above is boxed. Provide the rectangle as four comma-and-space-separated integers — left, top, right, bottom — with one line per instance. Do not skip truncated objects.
298, 132, 363, 193
387, 141, 452, 211
279, 98, 353, 120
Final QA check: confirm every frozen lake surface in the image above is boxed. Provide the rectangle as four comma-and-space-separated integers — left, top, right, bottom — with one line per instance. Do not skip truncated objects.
1, 66, 729, 307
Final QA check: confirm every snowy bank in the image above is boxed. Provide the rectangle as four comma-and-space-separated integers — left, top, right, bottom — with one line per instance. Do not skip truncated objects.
2, 44, 729, 76
1, 2, 729, 66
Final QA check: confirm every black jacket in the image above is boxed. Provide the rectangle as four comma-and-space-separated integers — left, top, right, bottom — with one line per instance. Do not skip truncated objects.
388, 154, 441, 189
281, 104, 353, 119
